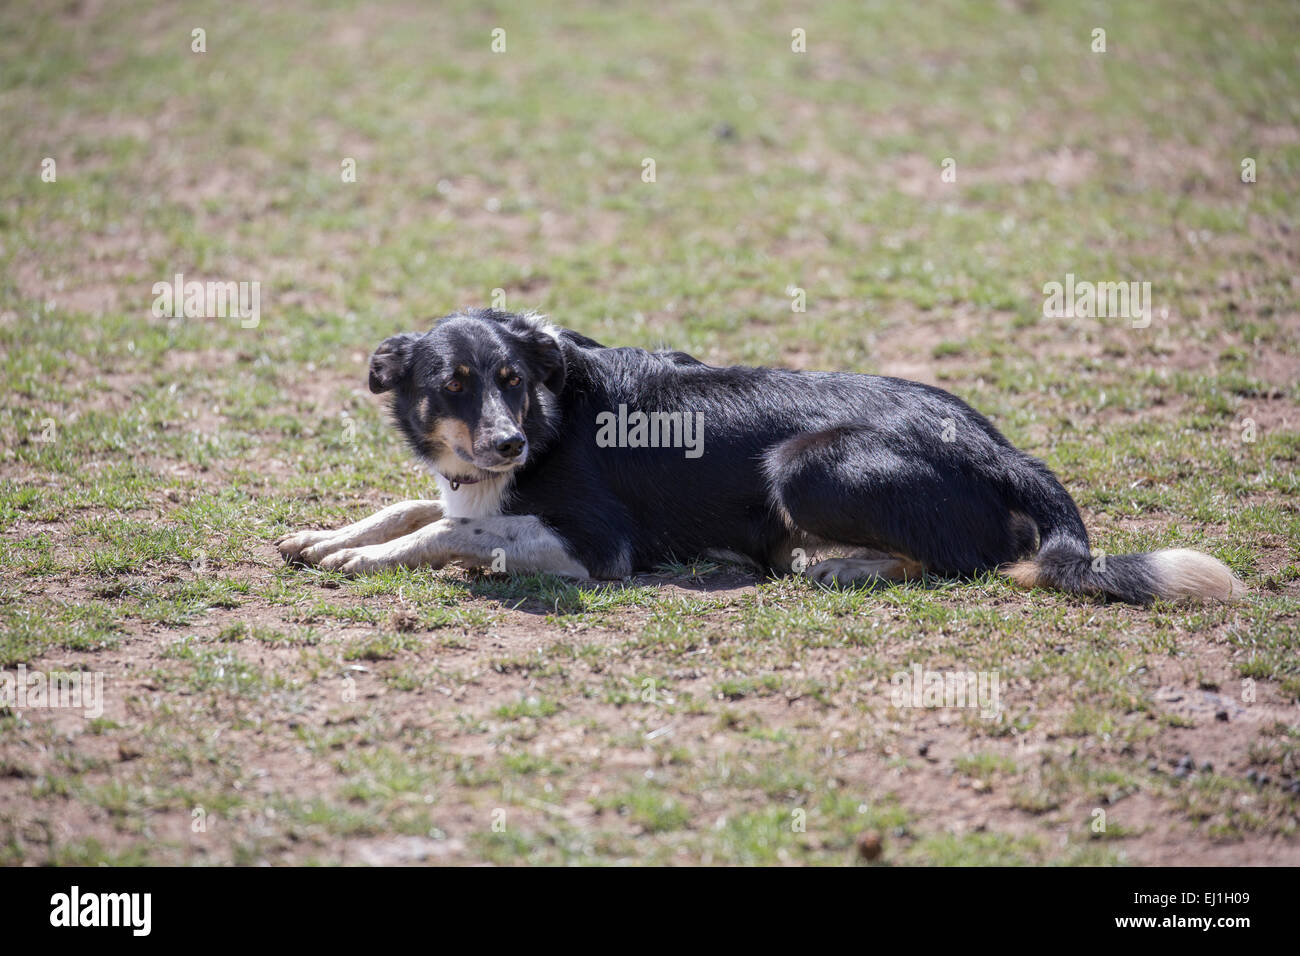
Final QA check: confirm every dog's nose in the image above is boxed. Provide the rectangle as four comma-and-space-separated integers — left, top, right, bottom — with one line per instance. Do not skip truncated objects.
495, 435, 525, 459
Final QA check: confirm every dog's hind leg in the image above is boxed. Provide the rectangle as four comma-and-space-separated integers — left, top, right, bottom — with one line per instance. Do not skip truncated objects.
804, 555, 925, 588
276, 499, 445, 566
764, 426, 1026, 582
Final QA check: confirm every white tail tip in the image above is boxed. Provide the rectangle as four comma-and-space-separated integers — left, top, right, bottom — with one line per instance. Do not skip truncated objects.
1149, 549, 1247, 601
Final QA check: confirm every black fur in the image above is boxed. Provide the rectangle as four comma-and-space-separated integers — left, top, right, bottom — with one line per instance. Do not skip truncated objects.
371, 309, 1174, 602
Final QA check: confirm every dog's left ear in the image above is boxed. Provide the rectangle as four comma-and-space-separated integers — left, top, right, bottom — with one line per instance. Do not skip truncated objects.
368, 332, 420, 394
512, 323, 566, 395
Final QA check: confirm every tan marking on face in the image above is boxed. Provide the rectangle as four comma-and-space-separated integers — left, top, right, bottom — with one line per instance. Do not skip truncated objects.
455, 364, 470, 377
429, 418, 474, 457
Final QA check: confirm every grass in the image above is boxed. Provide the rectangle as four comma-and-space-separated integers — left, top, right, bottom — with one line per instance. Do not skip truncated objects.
0, 0, 1297, 865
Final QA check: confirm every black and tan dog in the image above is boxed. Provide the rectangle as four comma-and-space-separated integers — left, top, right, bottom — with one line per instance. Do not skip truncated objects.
277, 309, 1245, 604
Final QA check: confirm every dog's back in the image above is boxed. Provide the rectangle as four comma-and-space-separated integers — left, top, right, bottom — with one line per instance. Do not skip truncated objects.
518, 322, 1243, 601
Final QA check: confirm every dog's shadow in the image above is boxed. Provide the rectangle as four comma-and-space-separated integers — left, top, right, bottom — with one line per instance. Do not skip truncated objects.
460, 560, 946, 617
461, 566, 754, 617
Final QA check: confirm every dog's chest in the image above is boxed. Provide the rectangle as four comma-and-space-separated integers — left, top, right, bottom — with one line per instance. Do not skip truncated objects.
433, 473, 512, 518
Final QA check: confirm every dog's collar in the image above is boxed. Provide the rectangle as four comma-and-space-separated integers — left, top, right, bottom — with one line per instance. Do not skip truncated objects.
441, 473, 483, 491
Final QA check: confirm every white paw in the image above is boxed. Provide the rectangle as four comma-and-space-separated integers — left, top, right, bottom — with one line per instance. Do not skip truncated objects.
318, 546, 372, 575
317, 544, 417, 576
299, 536, 356, 565
808, 558, 899, 588
277, 529, 338, 563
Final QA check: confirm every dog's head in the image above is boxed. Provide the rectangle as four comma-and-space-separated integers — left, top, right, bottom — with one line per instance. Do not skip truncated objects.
368, 309, 565, 483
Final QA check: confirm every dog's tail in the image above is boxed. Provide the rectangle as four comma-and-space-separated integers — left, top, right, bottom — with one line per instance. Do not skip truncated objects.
998, 457, 1245, 604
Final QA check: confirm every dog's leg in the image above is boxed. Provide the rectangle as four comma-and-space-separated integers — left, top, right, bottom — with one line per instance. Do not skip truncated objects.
805, 556, 924, 588
764, 426, 1024, 578
276, 499, 445, 565
316, 514, 590, 578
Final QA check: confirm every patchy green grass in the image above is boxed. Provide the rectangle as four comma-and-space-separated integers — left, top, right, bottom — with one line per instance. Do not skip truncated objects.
0, 0, 1297, 865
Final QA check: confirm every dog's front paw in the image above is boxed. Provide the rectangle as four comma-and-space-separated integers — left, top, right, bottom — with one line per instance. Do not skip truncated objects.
319, 541, 449, 576
277, 529, 337, 563
318, 544, 394, 576
300, 535, 361, 565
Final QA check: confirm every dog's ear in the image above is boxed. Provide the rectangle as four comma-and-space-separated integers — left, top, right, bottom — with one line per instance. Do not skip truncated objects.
523, 329, 566, 395
368, 333, 419, 394
505, 318, 565, 395
531, 333, 566, 395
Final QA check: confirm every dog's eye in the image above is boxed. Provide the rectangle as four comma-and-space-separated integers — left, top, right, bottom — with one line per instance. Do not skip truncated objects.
505, 374, 521, 388
445, 380, 463, 393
